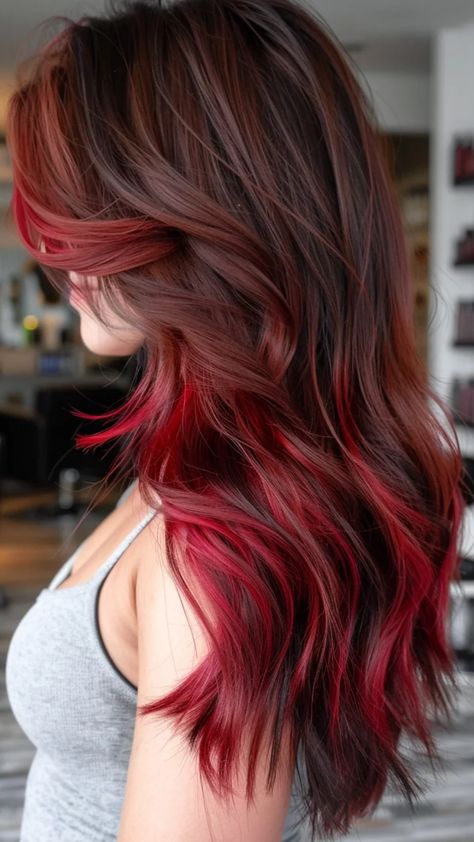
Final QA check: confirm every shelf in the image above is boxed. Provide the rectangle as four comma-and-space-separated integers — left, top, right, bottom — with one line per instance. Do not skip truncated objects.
453, 340, 474, 347
453, 259, 474, 267
454, 419, 474, 429
452, 580, 474, 598
454, 175, 474, 186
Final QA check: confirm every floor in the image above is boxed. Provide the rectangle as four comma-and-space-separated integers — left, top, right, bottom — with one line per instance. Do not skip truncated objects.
1, 584, 474, 841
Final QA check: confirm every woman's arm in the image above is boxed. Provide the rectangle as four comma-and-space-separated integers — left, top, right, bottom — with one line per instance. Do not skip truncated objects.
117, 518, 295, 842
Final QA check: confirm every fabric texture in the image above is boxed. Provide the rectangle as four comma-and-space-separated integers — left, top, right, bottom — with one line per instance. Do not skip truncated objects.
5, 480, 307, 841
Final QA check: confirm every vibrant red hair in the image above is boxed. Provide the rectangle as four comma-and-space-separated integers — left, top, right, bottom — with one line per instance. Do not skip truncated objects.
5, 0, 466, 837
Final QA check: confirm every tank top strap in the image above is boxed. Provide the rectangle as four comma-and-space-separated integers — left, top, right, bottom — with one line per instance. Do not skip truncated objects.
47, 507, 157, 593
92, 506, 157, 589
47, 543, 83, 591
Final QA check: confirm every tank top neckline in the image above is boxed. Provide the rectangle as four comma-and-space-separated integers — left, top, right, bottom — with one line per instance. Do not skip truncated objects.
31, 506, 158, 698
41, 506, 157, 599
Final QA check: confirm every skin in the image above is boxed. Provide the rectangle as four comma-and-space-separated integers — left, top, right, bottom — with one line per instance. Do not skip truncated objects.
68, 271, 145, 356
38, 240, 144, 356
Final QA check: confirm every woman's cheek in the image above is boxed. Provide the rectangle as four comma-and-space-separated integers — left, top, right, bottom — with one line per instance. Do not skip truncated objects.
76, 307, 144, 356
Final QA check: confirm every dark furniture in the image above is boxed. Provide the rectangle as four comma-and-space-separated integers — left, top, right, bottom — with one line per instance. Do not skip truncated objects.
0, 384, 129, 487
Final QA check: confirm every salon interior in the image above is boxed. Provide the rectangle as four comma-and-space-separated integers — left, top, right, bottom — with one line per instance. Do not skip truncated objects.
1, 1, 474, 840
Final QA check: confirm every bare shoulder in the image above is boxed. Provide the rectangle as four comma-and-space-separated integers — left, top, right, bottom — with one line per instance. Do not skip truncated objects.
118, 508, 295, 842
133, 508, 211, 692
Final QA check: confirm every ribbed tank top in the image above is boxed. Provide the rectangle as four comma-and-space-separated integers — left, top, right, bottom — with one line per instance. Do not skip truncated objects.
5, 481, 306, 842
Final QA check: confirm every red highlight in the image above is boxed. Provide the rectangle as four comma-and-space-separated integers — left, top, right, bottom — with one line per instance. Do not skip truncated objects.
5, 1, 466, 838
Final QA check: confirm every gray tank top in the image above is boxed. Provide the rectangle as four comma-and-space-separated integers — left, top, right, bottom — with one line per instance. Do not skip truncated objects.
5, 481, 306, 842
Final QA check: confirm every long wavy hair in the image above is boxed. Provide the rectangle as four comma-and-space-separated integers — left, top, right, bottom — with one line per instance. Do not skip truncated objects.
5, 0, 466, 837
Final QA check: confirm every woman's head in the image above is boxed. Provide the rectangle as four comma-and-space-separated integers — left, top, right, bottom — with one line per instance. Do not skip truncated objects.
6, 0, 392, 383
5, 0, 465, 838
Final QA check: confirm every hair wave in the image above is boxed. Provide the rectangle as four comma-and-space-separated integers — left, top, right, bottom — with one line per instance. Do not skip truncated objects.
5, 0, 466, 837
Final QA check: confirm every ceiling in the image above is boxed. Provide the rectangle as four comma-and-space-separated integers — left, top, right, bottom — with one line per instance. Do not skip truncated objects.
0, 0, 473, 75
315, 0, 474, 41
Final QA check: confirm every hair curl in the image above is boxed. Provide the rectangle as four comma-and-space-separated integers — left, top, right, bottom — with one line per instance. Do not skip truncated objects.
5, 0, 466, 837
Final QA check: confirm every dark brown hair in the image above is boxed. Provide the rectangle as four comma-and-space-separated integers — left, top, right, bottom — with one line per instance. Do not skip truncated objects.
6, 0, 465, 837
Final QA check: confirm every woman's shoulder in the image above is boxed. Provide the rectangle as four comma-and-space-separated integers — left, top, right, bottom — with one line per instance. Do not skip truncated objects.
114, 477, 140, 510
121, 503, 296, 842
131, 487, 211, 685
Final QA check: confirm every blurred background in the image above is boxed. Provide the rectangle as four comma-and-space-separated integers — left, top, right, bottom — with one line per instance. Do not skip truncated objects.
1, 1, 474, 840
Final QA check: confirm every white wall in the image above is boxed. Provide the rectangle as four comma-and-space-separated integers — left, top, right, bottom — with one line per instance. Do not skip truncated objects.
358, 69, 431, 133
429, 20, 474, 454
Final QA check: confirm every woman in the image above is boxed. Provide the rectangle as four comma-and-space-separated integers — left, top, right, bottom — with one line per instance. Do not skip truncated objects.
4, 0, 466, 840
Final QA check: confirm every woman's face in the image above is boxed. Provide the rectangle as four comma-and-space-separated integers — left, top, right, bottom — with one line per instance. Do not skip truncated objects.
67, 271, 145, 356
39, 241, 144, 356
